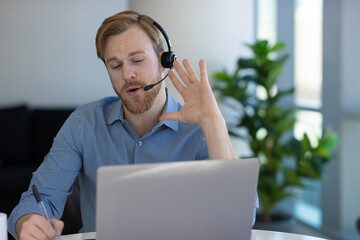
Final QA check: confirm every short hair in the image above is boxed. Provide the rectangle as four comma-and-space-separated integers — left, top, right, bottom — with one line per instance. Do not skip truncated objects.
95, 10, 165, 64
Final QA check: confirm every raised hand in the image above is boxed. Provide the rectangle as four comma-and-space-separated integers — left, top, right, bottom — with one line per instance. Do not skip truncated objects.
160, 59, 237, 160
159, 59, 222, 127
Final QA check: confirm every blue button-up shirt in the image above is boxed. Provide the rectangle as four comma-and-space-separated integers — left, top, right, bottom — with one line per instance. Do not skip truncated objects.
8, 89, 259, 238
8, 89, 209, 236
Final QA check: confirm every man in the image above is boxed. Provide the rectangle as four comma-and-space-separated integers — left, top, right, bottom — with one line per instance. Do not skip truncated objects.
8, 10, 257, 239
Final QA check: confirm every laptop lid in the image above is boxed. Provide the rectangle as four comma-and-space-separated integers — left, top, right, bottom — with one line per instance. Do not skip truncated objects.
96, 158, 259, 240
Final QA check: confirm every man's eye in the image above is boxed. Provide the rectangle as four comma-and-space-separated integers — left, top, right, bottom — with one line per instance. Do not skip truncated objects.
111, 64, 121, 69
133, 58, 144, 63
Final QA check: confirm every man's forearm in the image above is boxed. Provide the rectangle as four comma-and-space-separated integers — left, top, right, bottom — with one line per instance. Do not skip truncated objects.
199, 116, 237, 160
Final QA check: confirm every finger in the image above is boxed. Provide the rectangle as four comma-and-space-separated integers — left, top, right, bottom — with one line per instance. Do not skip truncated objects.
51, 219, 64, 236
172, 60, 191, 85
34, 216, 57, 239
23, 231, 38, 240
159, 112, 181, 122
20, 220, 46, 240
29, 225, 47, 240
168, 70, 186, 93
199, 59, 209, 84
183, 59, 199, 83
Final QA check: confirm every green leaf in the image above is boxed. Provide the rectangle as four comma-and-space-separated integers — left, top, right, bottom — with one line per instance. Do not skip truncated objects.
301, 134, 312, 152
238, 58, 257, 69
314, 146, 331, 158
213, 71, 230, 82
269, 42, 287, 52
297, 155, 322, 179
272, 88, 294, 103
246, 40, 270, 57
283, 170, 304, 188
273, 117, 296, 134
277, 54, 290, 65
320, 131, 339, 150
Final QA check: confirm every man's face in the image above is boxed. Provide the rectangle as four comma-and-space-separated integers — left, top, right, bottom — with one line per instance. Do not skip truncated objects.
103, 25, 163, 114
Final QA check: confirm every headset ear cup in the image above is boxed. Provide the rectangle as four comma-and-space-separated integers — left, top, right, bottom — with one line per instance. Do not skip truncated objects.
161, 51, 176, 68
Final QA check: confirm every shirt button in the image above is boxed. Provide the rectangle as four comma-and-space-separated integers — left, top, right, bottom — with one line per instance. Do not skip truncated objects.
138, 141, 143, 146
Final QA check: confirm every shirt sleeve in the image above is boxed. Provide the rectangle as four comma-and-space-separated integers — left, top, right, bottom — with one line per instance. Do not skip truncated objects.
197, 135, 209, 160
7, 111, 84, 238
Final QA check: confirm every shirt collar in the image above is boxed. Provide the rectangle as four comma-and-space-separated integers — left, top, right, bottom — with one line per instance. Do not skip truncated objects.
105, 97, 124, 125
105, 88, 180, 131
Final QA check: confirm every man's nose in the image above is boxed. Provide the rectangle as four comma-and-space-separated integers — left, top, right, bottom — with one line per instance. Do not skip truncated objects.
123, 64, 136, 80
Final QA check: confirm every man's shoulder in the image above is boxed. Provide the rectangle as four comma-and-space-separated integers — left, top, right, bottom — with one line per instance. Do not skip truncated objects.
76, 96, 120, 112
69, 96, 121, 122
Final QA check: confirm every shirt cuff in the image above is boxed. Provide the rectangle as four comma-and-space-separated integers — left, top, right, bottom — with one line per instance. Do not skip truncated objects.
7, 197, 43, 239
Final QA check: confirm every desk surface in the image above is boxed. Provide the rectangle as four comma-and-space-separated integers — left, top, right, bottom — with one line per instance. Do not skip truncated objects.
58, 230, 329, 240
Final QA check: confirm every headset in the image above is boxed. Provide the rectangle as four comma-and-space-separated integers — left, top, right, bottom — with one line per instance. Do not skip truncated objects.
144, 21, 177, 91
153, 21, 177, 69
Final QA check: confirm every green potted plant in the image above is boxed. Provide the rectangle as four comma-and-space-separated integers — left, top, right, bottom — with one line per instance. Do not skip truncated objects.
212, 40, 338, 227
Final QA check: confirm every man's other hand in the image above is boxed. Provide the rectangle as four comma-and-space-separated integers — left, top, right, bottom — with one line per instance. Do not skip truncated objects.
16, 214, 64, 240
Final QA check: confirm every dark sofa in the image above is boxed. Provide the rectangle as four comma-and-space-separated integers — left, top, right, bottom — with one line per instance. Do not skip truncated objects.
0, 104, 80, 236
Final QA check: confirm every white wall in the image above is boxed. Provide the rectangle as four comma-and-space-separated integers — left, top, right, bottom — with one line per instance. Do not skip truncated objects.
339, 0, 360, 236
322, 0, 360, 238
0, 0, 255, 108
341, 119, 360, 235
0, 0, 128, 107
341, 0, 360, 113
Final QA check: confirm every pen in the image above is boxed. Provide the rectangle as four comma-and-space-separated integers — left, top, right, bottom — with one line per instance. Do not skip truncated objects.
32, 185, 50, 221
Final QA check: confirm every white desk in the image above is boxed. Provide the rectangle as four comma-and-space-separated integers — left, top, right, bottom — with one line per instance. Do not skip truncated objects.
58, 230, 329, 240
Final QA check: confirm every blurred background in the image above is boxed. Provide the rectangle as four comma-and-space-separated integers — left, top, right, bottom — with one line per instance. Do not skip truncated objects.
0, 0, 359, 239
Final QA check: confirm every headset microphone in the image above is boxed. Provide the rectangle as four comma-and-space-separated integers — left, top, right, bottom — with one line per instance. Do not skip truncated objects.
144, 21, 177, 91
143, 73, 168, 91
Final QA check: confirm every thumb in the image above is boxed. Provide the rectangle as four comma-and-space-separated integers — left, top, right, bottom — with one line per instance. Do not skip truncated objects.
50, 219, 64, 236
159, 112, 181, 122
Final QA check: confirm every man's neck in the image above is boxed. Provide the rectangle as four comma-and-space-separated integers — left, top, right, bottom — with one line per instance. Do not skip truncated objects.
124, 87, 167, 138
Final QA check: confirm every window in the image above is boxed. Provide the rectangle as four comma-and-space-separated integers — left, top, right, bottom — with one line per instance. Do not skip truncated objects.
294, 0, 323, 228
256, 0, 324, 229
293, 110, 323, 228
256, 0, 277, 44
294, 0, 323, 108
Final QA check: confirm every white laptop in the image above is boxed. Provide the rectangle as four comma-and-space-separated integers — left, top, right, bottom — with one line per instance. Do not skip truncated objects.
96, 158, 259, 240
